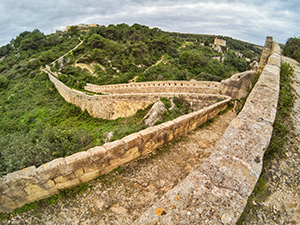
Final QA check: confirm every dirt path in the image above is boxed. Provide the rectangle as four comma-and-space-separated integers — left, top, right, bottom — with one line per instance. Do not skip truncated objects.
129, 55, 165, 83
2, 109, 237, 224
238, 57, 300, 224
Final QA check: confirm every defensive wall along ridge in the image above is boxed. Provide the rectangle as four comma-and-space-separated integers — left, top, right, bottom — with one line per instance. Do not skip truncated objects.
134, 38, 281, 224
44, 64, 255, 120
0, 36, 274, 219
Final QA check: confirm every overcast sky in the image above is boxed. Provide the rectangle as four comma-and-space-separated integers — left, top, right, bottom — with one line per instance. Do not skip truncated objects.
0, 0, 299, 47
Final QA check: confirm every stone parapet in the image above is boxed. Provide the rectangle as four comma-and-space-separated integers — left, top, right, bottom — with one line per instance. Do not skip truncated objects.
46, 68, 229, 120
85, 80, 221, 95
133, 40, 281, 224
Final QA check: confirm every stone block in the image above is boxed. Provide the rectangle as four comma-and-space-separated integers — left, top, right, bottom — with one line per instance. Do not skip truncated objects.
65, 151, 92, 174
0, 177, 9, 194
138, 127, 157, 156
36, 158, 68, 181
2, 187, 28, 201
211, 117, 273, 177
24, 184, 46, 196
40, 179, 56, 189
25, 189, 55, 203
79, 170, 100, 183
6, 166, 39, 189
162, 121, 176, 143
103, 140, 125, 159
88, 146, 107, 163
122, 133, 143, 150
173, 115, 190, 139
268, 54, 281, 67
256, 69, 280, 92
54, 172, 80, 190
153, 124, 166, 147
238, 84, 279, 125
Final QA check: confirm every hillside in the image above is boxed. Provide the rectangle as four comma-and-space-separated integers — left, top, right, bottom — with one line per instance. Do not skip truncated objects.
0, 23, 262, 176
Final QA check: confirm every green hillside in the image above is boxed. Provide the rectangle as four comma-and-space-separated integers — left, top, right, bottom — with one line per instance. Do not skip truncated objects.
0, 23, 262, 176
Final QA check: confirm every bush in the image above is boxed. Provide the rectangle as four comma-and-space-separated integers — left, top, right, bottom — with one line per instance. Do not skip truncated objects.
282, 37, 300, 62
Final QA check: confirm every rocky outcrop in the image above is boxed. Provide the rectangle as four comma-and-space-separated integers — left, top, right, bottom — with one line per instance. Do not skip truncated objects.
143, 101, 166, 127
220, 70, 256, 99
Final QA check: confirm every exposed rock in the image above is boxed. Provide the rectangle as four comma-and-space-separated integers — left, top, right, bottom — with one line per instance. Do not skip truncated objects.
143, 101, 166, 127
250, 60, 259, 71
213, 45, 223, 54
103, 131, 114, 143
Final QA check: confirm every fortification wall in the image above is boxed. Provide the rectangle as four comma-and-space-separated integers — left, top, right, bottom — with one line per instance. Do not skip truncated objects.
85, 71, 256, 100
85, 80, 221, 95
47, 71, 228, 120
0, 98, 230, 212
133, 40, 281, 224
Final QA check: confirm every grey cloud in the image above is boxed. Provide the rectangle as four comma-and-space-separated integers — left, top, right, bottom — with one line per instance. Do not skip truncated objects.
0, 0, 299, 46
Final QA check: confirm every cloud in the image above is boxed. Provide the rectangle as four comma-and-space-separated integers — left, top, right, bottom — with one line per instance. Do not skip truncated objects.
0, 0, 299, 46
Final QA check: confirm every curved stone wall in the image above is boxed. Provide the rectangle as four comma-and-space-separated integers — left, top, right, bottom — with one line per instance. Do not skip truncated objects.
85, 80, 221, 95
84, 70, 256, 100
46, 70, 229, 120
133, 40, 281, 224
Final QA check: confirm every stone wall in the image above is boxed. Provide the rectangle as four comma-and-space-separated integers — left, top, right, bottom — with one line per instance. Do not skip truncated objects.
84, 80, 221, 95
85, 71, 256, 100
257, 36, 273, 72
133, 39, 281, 224
46, 70, 229, 120
0, 98, 230, 213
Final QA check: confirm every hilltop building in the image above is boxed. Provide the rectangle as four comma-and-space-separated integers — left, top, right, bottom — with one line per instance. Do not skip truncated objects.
64, 23, 100, 33
214, 37, 226, 46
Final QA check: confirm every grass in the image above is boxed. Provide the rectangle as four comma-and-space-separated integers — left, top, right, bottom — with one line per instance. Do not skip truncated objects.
237, 62, 295, 224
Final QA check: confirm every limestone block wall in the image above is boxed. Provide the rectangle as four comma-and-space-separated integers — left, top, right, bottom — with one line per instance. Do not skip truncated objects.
46, 70, 229, 120
84, 71, 256, 100
133, 40, 281, 224
0, 97, 230, 213
84, 80, 221, 95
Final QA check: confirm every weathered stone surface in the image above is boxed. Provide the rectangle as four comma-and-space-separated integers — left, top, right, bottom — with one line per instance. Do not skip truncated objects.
173, 115, 190, 139
65, 151, 92, 174
143, 101, 166, 127
0, 178, 9, 193
36, 158, 68, 181
238, 85, 278, 125
258, 36, 273, 72
54, 172, 80, 190
220, 70, 257, 99
6, 166, 39, 188
103, 140, 126, 165
133, 172, 246, 225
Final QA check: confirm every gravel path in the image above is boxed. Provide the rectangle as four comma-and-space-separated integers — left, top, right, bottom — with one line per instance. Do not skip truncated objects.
1, 108, 237, 224
238, 56, 300, 224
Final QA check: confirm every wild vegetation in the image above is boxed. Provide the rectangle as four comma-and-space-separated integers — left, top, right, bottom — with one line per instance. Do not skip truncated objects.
0, 23, 261, 176
282, 37, 300, 63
